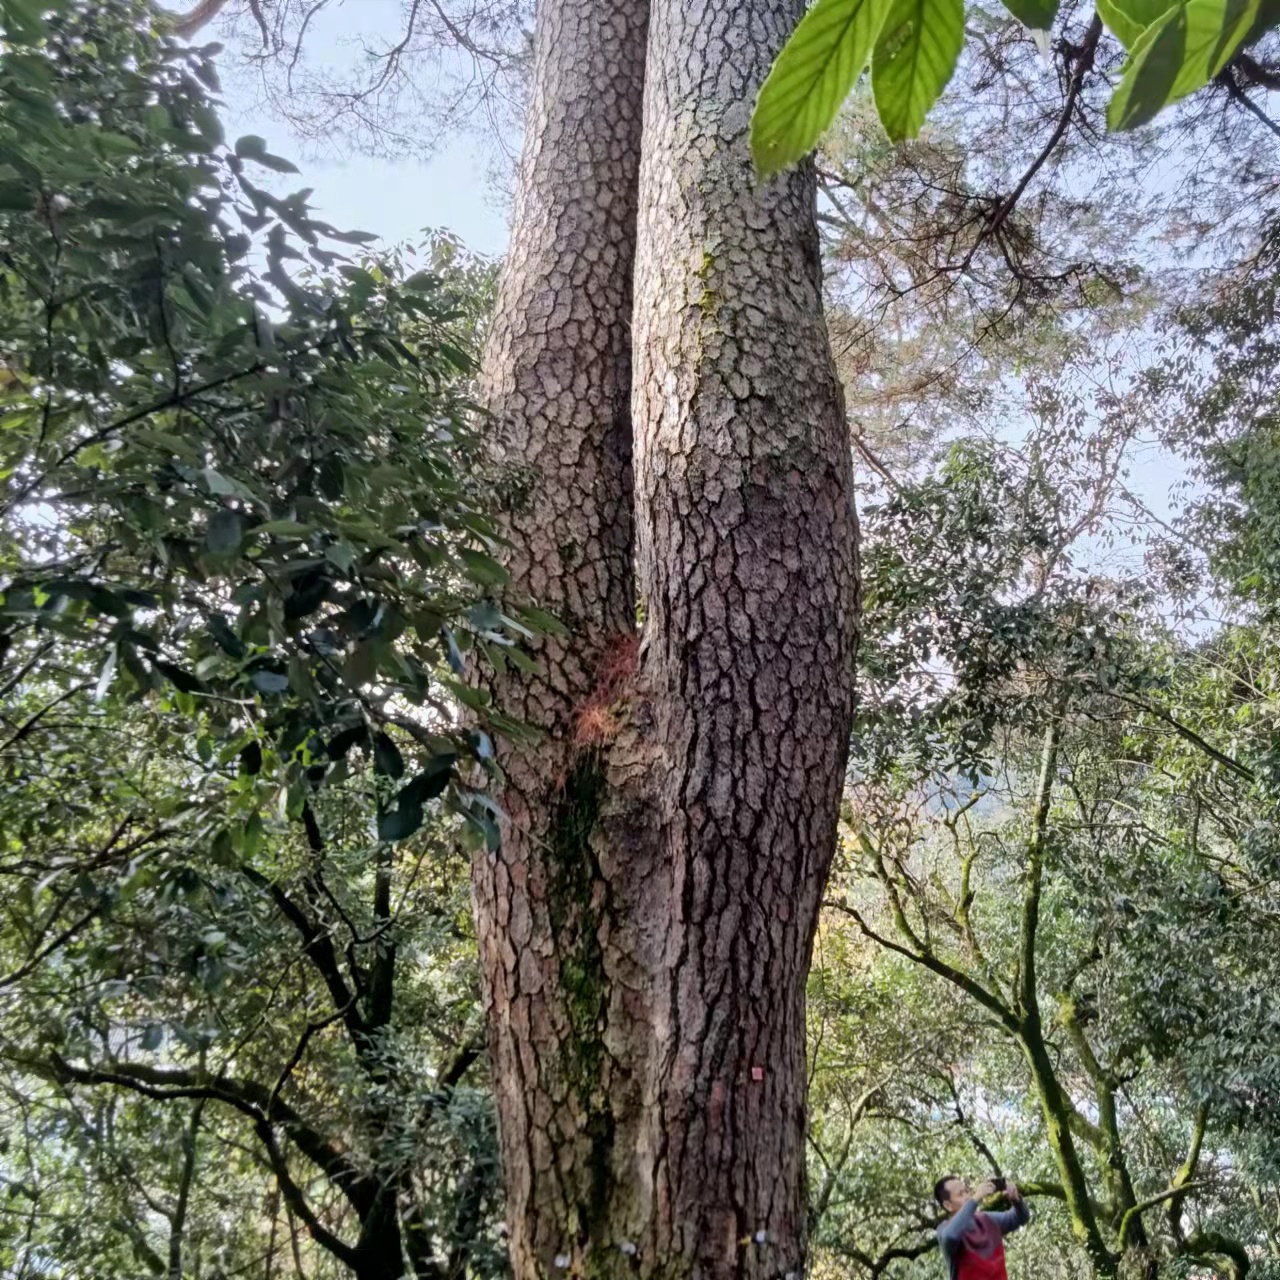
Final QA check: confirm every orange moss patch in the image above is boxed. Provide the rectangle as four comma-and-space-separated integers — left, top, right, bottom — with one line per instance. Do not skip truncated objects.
572, 631, 639, 747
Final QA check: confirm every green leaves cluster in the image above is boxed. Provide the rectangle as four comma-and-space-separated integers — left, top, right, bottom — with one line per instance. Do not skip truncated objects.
0, 3, 524, 1274
750, 0, 1279, 173
0, 0, 538, 856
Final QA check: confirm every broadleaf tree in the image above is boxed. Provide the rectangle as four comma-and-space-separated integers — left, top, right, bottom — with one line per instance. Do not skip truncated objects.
0, 2, 535, 1276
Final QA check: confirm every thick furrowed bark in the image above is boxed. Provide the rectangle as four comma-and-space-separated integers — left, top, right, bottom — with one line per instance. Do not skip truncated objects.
623, 0, 860, 1273
472, 0, 648, 1276
476, 0, 858, 1275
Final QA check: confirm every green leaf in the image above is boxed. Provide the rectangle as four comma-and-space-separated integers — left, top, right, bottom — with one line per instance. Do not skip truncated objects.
206, 508, 243, 554
153, 660, 204, 694
95, 131, 141, 157
999, 0, 1060, 28
0, 0, 51, 41
256, 520, 314, 537
235, 134, 300, 174
458, 547, 510, 587
240, 811, 264, 857
871, 0, 965, 141
751, 0, 892, 176
0, 181, 35, 211
327, 724, 368, 760
201, 468, 253, 501
1097, 0, 1176, 46
344, 642, 377, 689
517, 604, 570, 638
206, 613, 246, 658
1107, 0, 1261, 129
378, 800, 423, 843
326, 541, 356, 573
288, 654, 316, 702
401, 758, 456, 806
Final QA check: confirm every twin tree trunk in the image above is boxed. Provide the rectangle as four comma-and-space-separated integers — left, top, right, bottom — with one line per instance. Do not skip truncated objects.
473, 0, 859, 1276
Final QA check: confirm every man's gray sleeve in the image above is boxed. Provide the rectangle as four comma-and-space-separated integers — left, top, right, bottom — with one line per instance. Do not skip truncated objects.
986, 1199, 1031, 1236
937, 1199, 980, 1250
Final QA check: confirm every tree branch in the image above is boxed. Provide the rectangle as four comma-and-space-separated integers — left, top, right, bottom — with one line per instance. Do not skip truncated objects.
240, 864, 369, 1049
255, 1119, 359, 1268
965, 16, 1103, 268
36, 1056, 368, 1214
1218, 64, 1280, 141
1019, 714, 1063, 1020
1113, 692, 1255, 782
1119, 1182, 1206, 1248
166, 0, 233, 38
826, 900, 1020, 1034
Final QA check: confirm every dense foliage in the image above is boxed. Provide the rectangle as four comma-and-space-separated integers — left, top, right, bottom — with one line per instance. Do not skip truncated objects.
0, 2, 540, 1276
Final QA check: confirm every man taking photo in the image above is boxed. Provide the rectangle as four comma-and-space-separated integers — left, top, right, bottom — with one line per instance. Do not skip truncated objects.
933, 1175, 1031, 1280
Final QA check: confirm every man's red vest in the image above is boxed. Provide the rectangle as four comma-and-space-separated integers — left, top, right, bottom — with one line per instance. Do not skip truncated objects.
954, 1212, 1009, 1280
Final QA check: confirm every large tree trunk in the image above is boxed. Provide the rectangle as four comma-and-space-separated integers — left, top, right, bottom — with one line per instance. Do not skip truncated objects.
475, 0, 858, 1275
621, 0, 859, 1271
473, 0, 648, 1275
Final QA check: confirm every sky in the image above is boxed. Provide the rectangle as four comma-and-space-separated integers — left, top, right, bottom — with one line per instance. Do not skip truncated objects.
216, 4, 513, 257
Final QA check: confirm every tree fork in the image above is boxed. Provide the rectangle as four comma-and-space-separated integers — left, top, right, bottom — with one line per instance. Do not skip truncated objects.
476, 0, 858, 1275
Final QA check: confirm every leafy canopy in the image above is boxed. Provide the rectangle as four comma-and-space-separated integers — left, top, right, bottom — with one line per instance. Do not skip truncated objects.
0, 2, 545, 1274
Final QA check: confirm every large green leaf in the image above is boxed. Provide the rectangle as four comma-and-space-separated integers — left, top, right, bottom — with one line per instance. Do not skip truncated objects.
751, 0, 893, 177
1108, 0, 1261, 130
872, 0, 965, 141
1097, 0, 1178, 47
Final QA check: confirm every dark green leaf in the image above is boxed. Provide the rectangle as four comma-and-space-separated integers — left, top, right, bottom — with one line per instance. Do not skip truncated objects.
0, 181, 35, 211
206, 508, 243, 554
153, 660, 204, 694
327, 724, 368, 760
402, 754, 457, 805
206, 613, 246, 658
378, 800, 423, 842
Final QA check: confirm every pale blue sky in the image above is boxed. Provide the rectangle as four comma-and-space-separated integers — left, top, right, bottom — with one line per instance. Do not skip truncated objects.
218, 3, 512, 256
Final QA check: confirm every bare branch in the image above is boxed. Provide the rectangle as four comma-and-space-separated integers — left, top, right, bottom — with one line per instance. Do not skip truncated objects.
166, 0, 233, 38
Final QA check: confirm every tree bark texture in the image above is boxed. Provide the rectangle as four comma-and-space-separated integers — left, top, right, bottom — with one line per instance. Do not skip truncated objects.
474, 0, 859, 1275
473, 0, 649, 1275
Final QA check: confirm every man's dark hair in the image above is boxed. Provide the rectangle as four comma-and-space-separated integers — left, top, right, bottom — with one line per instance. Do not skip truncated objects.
934, 1175, 960, 1208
